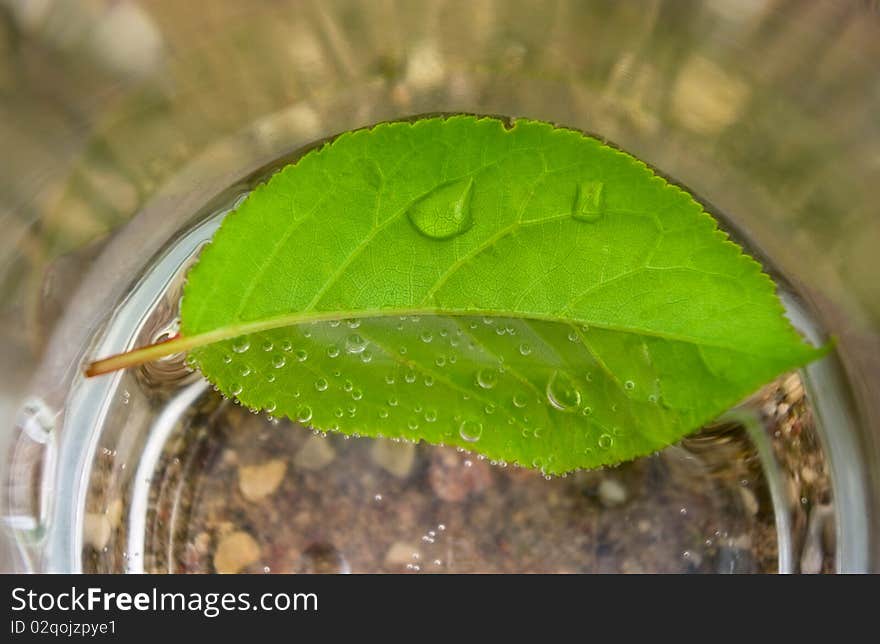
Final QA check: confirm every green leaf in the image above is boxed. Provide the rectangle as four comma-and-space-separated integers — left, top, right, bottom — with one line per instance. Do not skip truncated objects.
178, 115, 824, 473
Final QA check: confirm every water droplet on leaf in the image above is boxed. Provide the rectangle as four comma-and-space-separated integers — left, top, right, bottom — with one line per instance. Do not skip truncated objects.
476, 368, 498, 389
407, 177, 474, 240
546, 370, 581, 411
458, 420, 483, 442
572, 180, 605, 222
345, 334, 367, 354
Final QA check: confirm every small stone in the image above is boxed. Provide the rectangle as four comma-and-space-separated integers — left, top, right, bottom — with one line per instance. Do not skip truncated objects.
214, 531, 260, 574
371, 440, 416, 479
428, 450, 491, 502
238, 459, 287, 501
620, 558, 646, 574
83, 513, 112, 550
739, 487, 759, 516
293, 435, 336, 471
105, 498, 123, 527
597, 478, 628, 507
385, 542, 420, 567
222, 449, 238, 466
800, 466, 818, 485
298, 542, 350, 574
194, 532, 211, 555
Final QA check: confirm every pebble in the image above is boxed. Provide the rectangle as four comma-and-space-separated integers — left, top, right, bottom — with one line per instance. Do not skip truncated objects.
298, 542, 350, 574
384, 541, 421, 567
213, 531, 260, 574
83, 513, 112, 550
597, 478, 628, 507
800, 466, 818, 485
371, 440, 416, 479
428, 450, 491, 502
238, 459, 287, 501
106, 498, 123, 528
738, 487, 759, 516
293, 435, 336, 471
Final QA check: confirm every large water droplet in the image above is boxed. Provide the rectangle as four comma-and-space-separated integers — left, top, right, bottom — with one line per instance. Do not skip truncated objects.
296, 405, 313, 423
546, 370, 581, 411
406, 177, 475, 240
345, 334, 367, 354
294, 349, 308, 362
476, 368, 499, 390
572, 180, 605, 222
598, 433, 614, 450
458, 420, 483, 442
315, 378, 329, 392
272, 355, 286, 369
232, 338, 250, 354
